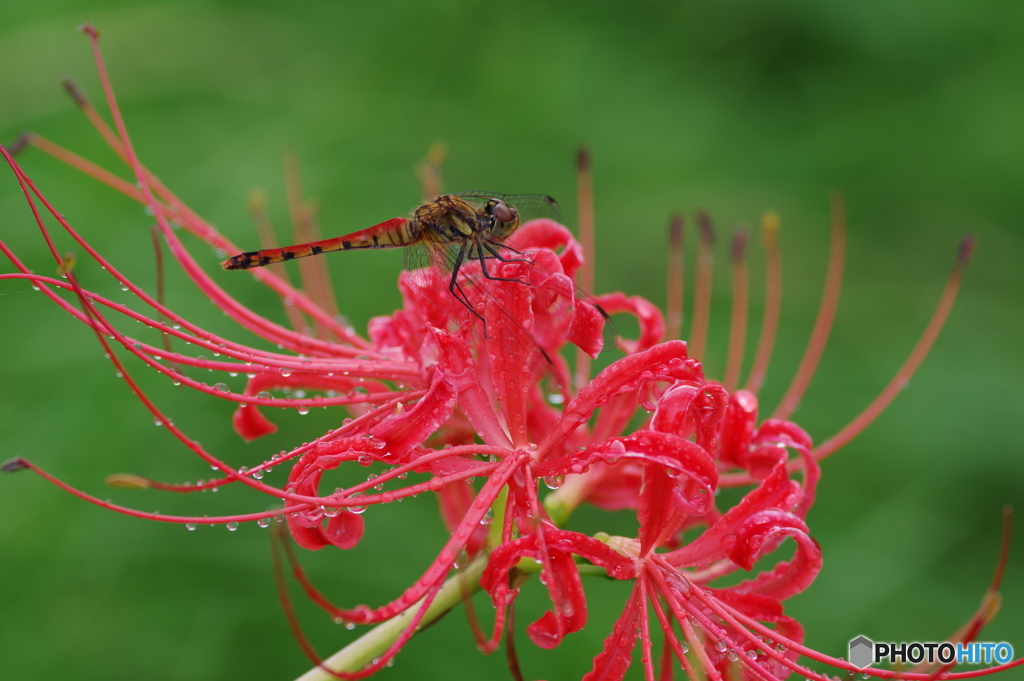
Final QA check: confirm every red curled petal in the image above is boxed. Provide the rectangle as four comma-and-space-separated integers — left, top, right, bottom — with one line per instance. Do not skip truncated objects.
431, 328, 512, 448
582, 585, 642, 681
718, 389, 759, 469
691, 381, 729, 451
663, 455, 800, 568
321, 510, 365, 550
482, 529, 635, 600
233, 403, 278, 441
649, 382, 701, 437
565, 295, 606, 359
370, 367, 455, 461
232, 372, 390, 441
724, 508, 809, 570
483, 261, 536, 446
508, 219, 584, 280
526, 549, 588, 649
539, 341, 695, 456
730, 522, 822, 600
593, 291, 665, 355
288, 521, 332, 551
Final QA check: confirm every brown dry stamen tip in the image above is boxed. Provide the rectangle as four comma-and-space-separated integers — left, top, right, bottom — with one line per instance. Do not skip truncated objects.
77, 23, 100, 39
668, 213, 684, 248
958, 235, 977, 264
576, 145, 591, 172
761, 210, 780, 246
696, 210, 715, 245
1, 458, 29, 473
6, 132, 35, 156
62, 78, 89, 107
105, 473, 153, 489
731, 229, 748, 262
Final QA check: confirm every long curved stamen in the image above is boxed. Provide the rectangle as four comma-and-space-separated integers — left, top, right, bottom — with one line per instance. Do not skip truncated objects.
285, 150, 342, 338
744, 211, 782, 394
813, 237, 975, 460
574, 146, 595, 390
772, 192, 845, 420
689, 210, 715, 362
249, 187, 310, 331
723, 229, 749, 392
666, 213, 685, 341
62, 69, 372, 349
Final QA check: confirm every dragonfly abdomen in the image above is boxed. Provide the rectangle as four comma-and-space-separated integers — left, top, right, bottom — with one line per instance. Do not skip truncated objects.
220, 217, 414, 270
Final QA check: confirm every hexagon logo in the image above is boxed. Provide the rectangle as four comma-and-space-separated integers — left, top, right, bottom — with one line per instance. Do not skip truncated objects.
849, 635, 874, 669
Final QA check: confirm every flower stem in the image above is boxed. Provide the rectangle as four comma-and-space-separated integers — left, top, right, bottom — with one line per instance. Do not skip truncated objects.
294, 555, 488, 681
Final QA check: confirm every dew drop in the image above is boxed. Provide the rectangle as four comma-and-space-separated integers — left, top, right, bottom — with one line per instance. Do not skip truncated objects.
185, 523, 196, 531
226, 522, 239, 531
542, 475, 565, 490
257, 517, 271, 528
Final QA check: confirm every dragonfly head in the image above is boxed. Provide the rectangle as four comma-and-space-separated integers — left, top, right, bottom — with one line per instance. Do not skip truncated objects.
490, 198, 515, 224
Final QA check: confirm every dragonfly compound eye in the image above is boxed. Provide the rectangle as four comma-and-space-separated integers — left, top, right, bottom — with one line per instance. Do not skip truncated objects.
492, 200, 515, 224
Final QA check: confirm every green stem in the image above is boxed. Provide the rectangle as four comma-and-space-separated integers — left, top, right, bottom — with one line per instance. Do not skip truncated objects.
294, 555, 488, 681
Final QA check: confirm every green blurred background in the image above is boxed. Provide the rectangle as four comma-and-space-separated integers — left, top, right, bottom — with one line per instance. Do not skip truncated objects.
1, 1, 1022, 679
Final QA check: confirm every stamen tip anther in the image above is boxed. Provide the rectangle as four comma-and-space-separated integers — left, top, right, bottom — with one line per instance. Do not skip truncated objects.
105, 473, 152, 489
62, 79, 89, 107
668, 213, 684, 248
761, 211, 780, 246
958, 235, 976, 265
247, 188, 267, 213
1, 458, 29, 473
6, 132, 34, 156
77, 23, 100, 39
57, 251, 77, 276
696, 210, 715, 246
731, 229, 748, 262
576, 145, 591, 172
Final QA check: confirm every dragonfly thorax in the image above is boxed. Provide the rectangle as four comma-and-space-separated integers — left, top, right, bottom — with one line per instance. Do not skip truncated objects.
415, 194, 521, 245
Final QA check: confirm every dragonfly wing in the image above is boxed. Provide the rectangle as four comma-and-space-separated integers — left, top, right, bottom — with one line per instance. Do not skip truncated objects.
450, 192, 560, 222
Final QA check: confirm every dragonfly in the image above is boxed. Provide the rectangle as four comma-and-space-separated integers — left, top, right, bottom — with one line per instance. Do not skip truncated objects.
221, 192, 564, 329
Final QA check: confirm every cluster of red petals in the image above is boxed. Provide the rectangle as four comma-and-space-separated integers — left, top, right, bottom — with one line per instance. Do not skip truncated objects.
2, 25, 1017, 681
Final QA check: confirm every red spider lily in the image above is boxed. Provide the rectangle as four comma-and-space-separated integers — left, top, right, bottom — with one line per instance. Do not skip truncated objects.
1, 25, 1019, 681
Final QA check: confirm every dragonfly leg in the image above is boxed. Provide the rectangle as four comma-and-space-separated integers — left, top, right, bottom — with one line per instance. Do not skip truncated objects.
447, 244, 488, 328
476, 242, 530, 284
482, 238, 531, 263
